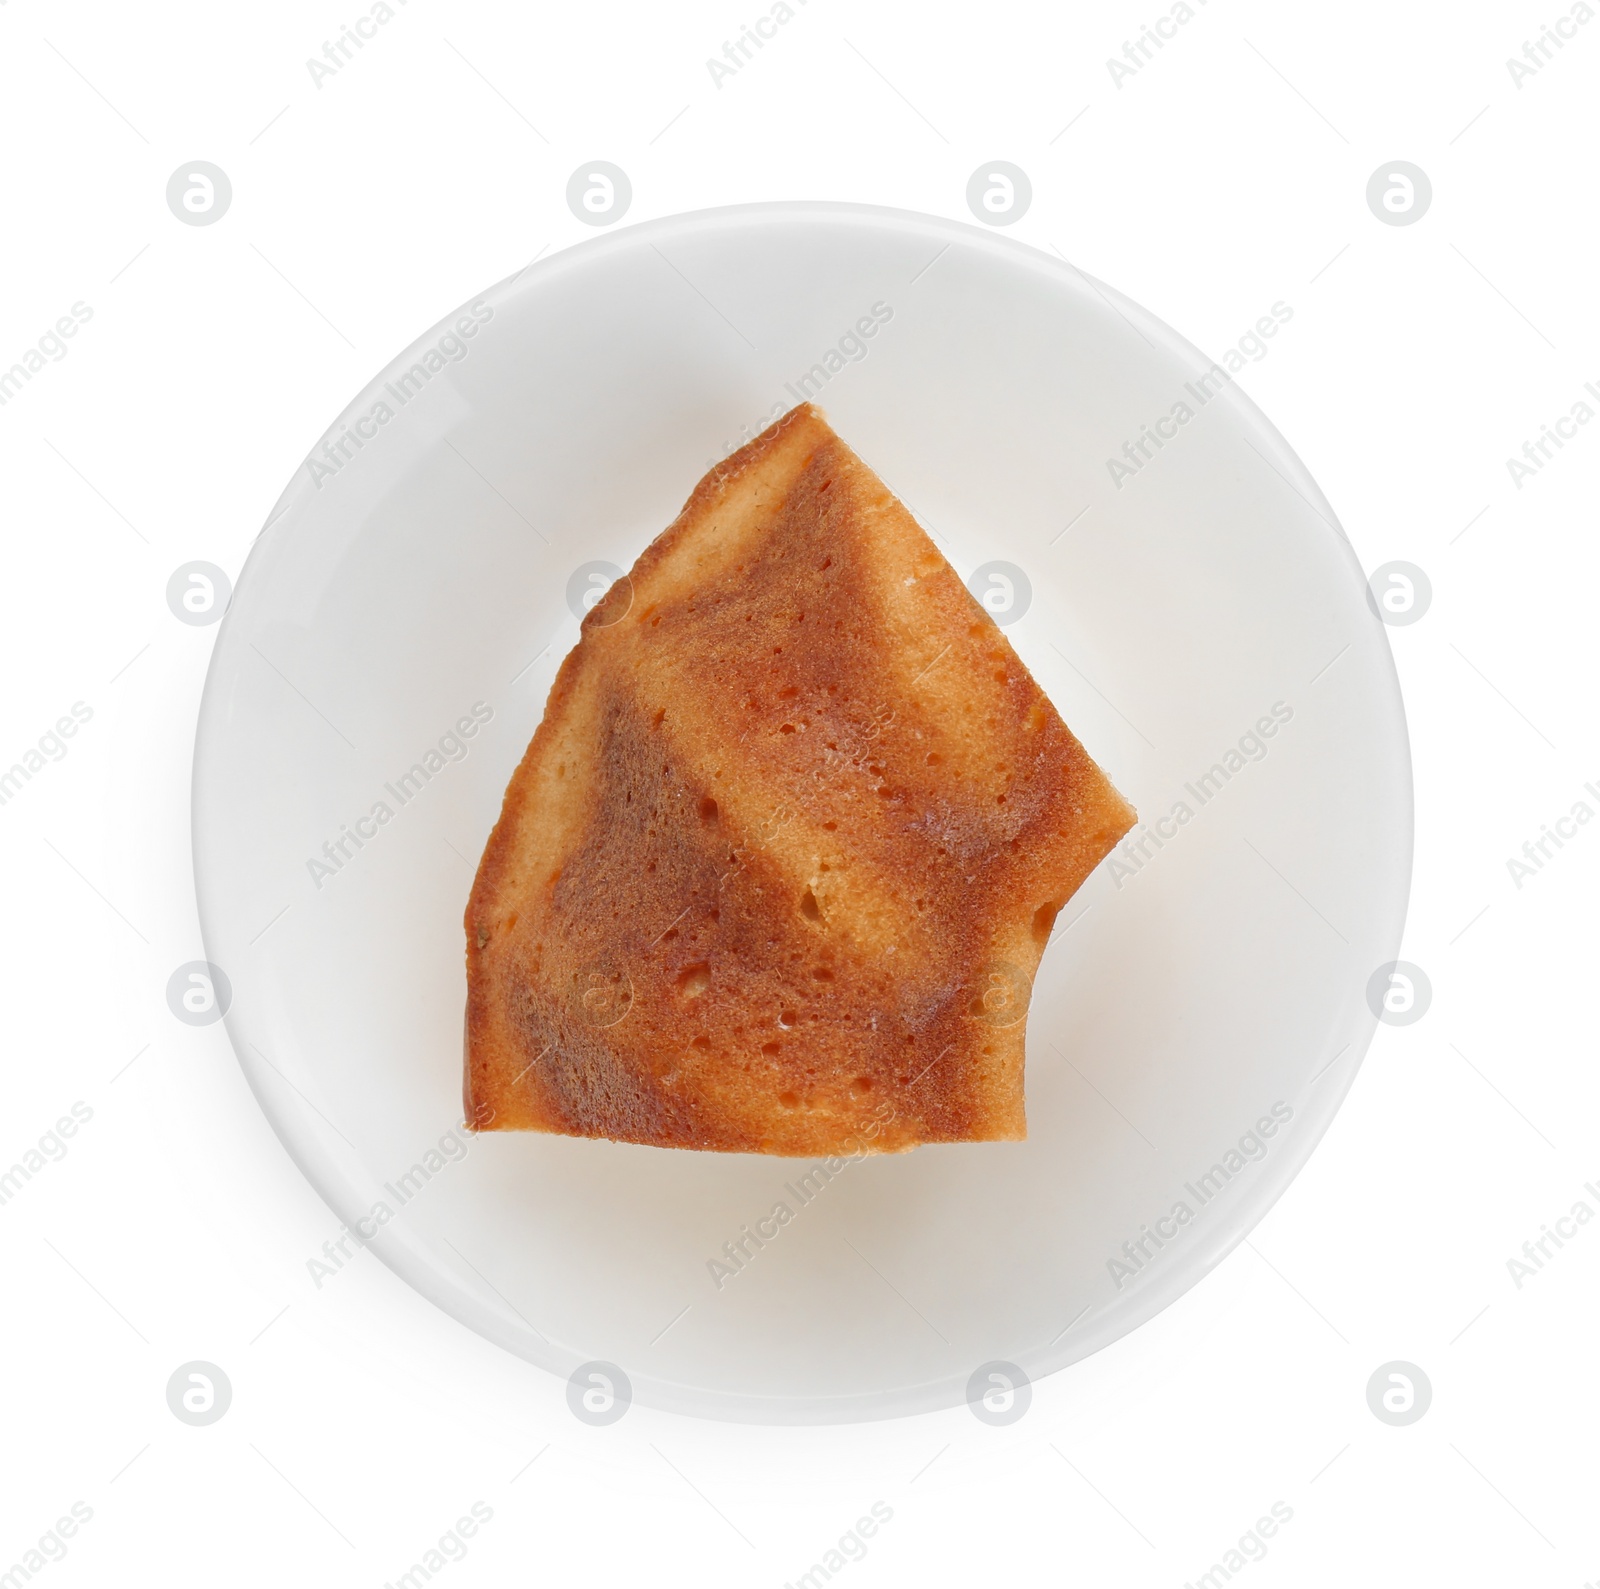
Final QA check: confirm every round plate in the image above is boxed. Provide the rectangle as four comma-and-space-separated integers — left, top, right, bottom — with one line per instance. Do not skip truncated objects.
194, 202, 1411, 1423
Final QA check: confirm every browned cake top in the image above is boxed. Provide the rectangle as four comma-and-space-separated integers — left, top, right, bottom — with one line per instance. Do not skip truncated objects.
465, 403, 1134, 1154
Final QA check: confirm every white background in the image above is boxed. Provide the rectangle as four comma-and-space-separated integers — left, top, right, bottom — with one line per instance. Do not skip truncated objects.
2, 0, 1597, 1584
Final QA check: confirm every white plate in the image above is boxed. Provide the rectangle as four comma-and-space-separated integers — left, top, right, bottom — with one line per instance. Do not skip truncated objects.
194, 202, 1411, 1423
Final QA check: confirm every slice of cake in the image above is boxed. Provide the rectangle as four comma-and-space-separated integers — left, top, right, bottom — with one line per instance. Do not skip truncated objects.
465, 403, 1134, 1154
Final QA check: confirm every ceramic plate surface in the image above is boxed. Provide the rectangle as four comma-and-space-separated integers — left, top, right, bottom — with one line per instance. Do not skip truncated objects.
194, 202, 1410, 1422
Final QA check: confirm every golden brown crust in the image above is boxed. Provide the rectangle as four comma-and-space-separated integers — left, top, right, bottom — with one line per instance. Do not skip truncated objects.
464, 404, 1135, 1154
